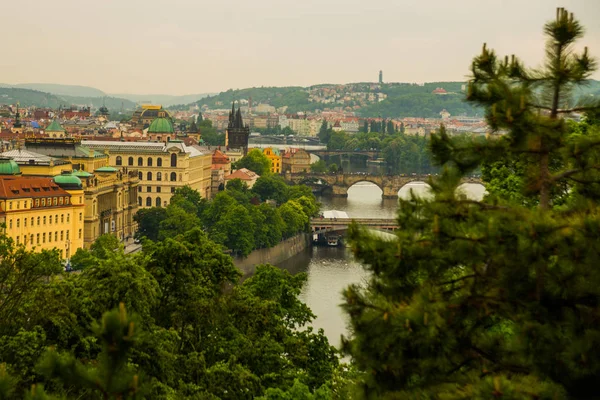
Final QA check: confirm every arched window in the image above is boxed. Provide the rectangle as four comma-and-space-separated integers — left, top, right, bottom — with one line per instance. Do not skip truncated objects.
128, 157, 134, 166
116, 156, 122, 166
147, 172, 152, 181
157, 172, 162, 181
147, 157, 153, 167
170, 153, 177, 167
138, 197, 142, 206
155, 197, 161, 207
138, 171, 142, 180
170, 172, 177, 182
146, 197, 152, 206
138, 157, 143, 166
157, 158, 162, 167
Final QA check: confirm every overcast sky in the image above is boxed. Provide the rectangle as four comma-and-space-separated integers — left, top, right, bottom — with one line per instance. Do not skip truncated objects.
1, 0, 599, 95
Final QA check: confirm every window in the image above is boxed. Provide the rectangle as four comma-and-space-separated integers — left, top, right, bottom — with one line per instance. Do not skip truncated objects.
24, 218, 27, 227
128, 157, 134, 166
61, 214, 64, 223
16, 201, 19, 209
170, 172, 177, 181
65, 197, 69, 204
59, 197, 63, 205
9, 202, 12, 210
43, 216, 46, 225
42, 199, 46, 206
55, 215, 58, 224
43, 233, 46, 243
66, 231, 69, 240
116, 156, 122, 166
48, 232, 51, 243
78, 229, 82, 239
147, 172, 152, 181
9, 220, 12, 229
55, 232, 58, 242
36, 233, 40, 244
157, 172, 162, 181
30, 234, 34, 245
156, 187, 161, 193
155, 197, 161, 207
171, 187, 175, 193
171, 153, 177, 167
147, 186, 152, 193
157, 158, 162, 167
138, 171, 143, 180
146, 197, 152, 207
79, 213, 82, 221
16, 236, 19, 245
147, 157, 153, 167
37, 217, 40, 226
138, 197, 142, 206
67, 214, 70, 223
35, 199, 39, 207
138, 157, 143, 166
16, 219, 19, 228
60, 231, 64, 241
31, 217, 34, 226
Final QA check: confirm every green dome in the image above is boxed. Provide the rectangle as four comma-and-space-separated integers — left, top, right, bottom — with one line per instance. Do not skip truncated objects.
95, 166, 118, 173
46, 119, 65, 132
0, 158, 21, 175
53, 172, 82, 189
73, 169, 93, 177
148, 117, 174, 133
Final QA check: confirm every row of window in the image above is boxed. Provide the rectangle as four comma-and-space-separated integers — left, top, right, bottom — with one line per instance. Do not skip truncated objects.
14, 229, 80, 246
9, 213, 82, 229
116, 154, 177, 167
7, 197, 70, 210
141, 186, 176, 193
139, 197, 165, 207
138, 171, 182, 182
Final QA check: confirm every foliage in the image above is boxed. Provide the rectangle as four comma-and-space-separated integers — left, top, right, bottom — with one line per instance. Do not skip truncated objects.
310, 160, 328, 173
342, 8, 600, 399
234, 148, 272, 176
133, 208, 167, 241
198, 119, 225, 146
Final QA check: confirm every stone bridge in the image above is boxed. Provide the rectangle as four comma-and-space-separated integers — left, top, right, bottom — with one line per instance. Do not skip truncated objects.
309, 150, 380, 159
311, 218, 398, 234
285, 172, 483, 198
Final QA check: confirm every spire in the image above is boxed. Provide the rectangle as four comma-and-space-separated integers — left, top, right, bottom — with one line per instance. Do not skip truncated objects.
13, 102, 22, 129
228, 101, 236, 128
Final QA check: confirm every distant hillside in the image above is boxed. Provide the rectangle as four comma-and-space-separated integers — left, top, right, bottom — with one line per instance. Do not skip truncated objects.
12, 83, 106, 97
189, 80, 600, 118
60, 95, 136, 110
111, 93, 215, 107
0, 88, 64, 108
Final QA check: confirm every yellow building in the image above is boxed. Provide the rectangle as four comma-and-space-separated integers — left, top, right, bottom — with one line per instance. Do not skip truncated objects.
25, 137, 108, 172
0, 159, 85, 259
282, 148, 311, 173
45, 120, 67, 138
2, 148, 140, 248
82, 140, 212, 207
262, 147, 282, 174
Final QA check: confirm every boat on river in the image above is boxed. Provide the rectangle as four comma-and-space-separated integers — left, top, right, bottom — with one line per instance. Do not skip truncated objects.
327, 235, 340, 246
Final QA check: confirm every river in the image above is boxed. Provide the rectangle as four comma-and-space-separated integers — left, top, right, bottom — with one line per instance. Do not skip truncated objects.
278, 181, 486, 348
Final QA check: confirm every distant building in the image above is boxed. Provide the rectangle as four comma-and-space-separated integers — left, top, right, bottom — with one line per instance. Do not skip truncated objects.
282, 148, 311, 173
262, 147, 282, 174
379, 70, 383, 84
432, 87, 448, 95
130, 105, 172, 130
440, 109, 451, 119
225, 168, 259, 189
225, 103, 250, 155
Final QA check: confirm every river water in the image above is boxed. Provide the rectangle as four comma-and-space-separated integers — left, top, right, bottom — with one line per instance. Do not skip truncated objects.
278, 181, 486, 348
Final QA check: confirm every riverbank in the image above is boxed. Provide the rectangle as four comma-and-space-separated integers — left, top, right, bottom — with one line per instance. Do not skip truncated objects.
233, 233, 311, 275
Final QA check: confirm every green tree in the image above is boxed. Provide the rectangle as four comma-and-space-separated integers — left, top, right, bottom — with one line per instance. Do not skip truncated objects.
310, 160, 327, 173
158, 204, 201, 241
133, 208, 167, 241
234, 148, 272, 176
318, 120, 331, 144
342, 8, 600, 399
279, 200, 309, 238
251, 174, 290, 204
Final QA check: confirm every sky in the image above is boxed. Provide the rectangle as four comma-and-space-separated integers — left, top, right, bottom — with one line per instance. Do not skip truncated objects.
1, 0, 599, 95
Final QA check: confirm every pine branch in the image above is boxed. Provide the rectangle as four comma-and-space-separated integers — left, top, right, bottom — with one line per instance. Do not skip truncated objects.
551, 164, 600, 182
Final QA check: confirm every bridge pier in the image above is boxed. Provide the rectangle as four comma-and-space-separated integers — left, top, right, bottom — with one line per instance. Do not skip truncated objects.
382, 186, 399, 199
331, 185, 348, 197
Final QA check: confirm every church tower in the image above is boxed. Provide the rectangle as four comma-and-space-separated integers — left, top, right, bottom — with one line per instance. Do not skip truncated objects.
12, 103, 24, 134
225, 102, 250, 155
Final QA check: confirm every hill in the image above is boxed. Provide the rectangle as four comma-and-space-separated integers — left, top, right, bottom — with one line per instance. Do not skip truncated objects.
111, 92, 215, 107
0, 87, 65, 108
12, 83, 106, 97
186, 80, 600, 119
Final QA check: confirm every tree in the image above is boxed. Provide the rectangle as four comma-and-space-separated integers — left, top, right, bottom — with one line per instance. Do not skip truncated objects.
318, 120, 331, 144
210, 203, 256, 257
342, 9, 600, 399
158, 204, 201, 241
279, 200, 309, 238
134, 208, 167, 242
234, 148, 272, 176
225, 177, 249, 193
251, 174, 290, 204
310, 160, 327, 173
387, 120, 395, 134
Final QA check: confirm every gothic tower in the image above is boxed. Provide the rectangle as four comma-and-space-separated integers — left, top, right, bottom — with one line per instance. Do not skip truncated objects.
225, 102, 250, 155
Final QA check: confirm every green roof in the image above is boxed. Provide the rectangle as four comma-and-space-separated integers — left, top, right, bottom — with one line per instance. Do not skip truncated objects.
46, 119, 65, 132
73, 169, 93, 177
0, 158, 21, 175
53, 173, 82, 189
148, 117, 174, 134
95, 166, 118, 173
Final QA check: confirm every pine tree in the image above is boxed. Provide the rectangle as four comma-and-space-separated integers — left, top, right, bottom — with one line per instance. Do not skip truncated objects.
342, 8, 600, 399
387, 120, 395, 134
362, 120, 369, 133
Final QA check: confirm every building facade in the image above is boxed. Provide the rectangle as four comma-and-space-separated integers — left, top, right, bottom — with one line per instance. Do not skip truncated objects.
282, 148, 311, 173
0, 159, 85, 259
225, 103, 250, 155
262, 147, 282, 174
82, 140, 212, 207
